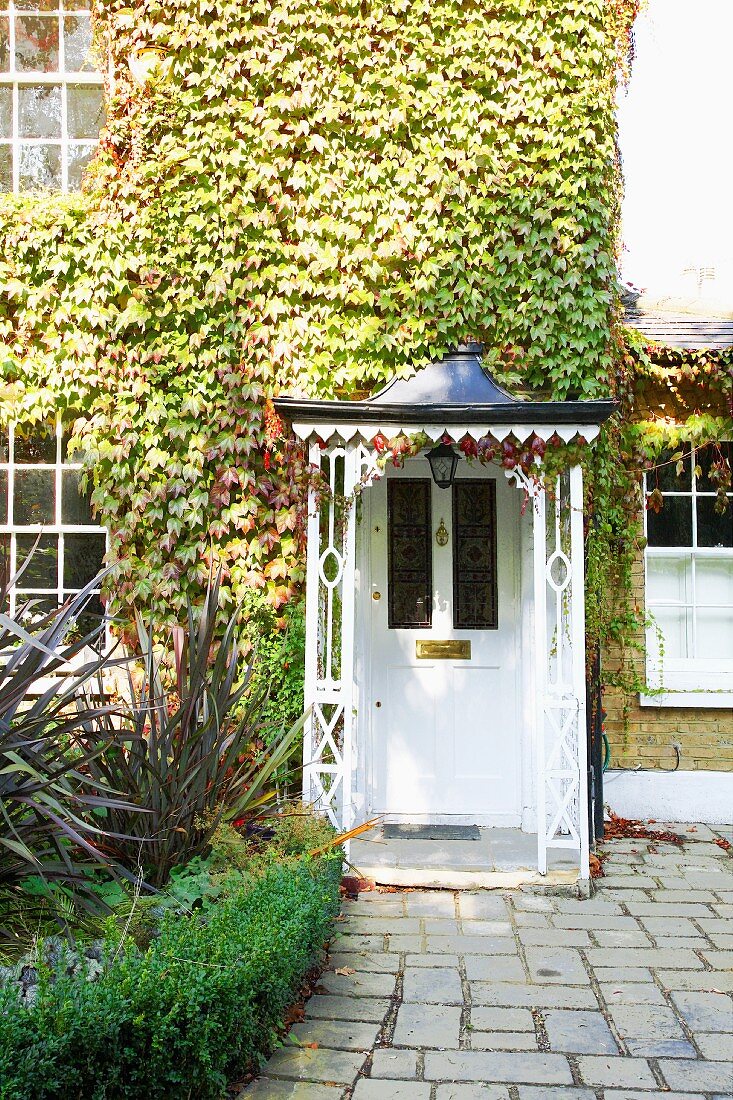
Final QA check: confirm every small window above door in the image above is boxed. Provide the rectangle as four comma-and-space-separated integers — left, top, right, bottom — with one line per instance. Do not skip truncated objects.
453, 479, 498, 629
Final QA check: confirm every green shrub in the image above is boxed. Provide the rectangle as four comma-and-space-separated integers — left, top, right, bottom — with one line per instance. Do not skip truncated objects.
254, 602, 306, 746
0, 857, 342, 1100
272, 803, 336, 858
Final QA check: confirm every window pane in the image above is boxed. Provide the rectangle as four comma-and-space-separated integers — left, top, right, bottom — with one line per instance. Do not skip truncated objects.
0, 145, 10, 191
63, 532, 105, 588
650, 605, 690, 660
696, 498, 733, 548
0, 471, 7, 524
697, 442, 732, 492
15, 421, 56, 463
388, 479, 432, 628
15, 15, 60, 72
18, 84, 61, 137
63, 591, 104, 643
14, 1, 59, 10
646, 556, 690, 603
453, 479, 497, 629
0, 88, 11, 137
65, 0, 93, 10
16, 534, 58, 589
0, 18, 9, 72
67, 142, 94, 188
646, 496, 692, 547
0, 427, 7, 462
696, 608, 733, 659
14, 469, 54, 525
0, 534, 9, 596
18, 142, 61, 189
696, 558, 733, 606
67, 85, 102, 137
653, 446, 692, 493
63, 15, 93, 71
64, 591, 103, 636
61, 469, 92, 524
15, 595, 58, 624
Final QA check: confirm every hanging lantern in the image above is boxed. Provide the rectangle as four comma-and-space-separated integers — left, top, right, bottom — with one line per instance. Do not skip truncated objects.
427, 441, 459, 488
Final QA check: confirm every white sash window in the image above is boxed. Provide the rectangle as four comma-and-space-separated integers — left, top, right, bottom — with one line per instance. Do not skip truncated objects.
644, 443, 733, 706
0, 417, 107, 635
0, 1, 104, 192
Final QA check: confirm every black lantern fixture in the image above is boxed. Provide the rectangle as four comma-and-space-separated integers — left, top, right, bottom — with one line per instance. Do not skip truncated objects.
427, 441, 459, 488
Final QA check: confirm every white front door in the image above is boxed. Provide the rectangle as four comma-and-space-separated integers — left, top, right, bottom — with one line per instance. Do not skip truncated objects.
368, 459, 521, 824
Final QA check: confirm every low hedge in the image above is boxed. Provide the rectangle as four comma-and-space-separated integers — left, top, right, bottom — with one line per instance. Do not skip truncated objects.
0, 857, 342, 1100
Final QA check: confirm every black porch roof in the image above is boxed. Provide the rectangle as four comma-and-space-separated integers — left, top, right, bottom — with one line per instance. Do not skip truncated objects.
275, 345, 615, 432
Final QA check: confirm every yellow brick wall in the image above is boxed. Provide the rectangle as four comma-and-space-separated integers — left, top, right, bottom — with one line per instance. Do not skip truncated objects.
601, 550, 733, 773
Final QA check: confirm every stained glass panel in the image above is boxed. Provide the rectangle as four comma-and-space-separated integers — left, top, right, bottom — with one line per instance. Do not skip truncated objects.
453, 479, 497, 629
387, 479, 431, 629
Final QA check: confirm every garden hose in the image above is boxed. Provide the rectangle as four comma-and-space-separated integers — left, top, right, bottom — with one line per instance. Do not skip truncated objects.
602, 731, 611, 772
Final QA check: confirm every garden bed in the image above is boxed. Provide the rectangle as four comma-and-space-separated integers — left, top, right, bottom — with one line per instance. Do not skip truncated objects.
0, 856, 341, 1100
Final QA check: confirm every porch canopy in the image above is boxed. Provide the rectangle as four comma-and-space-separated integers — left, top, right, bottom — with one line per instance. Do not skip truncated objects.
275, 345, 614, 879
275, 343, 613, 446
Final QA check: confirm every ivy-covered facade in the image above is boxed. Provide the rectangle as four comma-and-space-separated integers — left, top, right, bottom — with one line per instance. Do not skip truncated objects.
1, 1, 730, 822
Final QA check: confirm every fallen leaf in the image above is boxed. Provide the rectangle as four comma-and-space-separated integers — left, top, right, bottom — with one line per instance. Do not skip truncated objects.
305, 1042, 319, 1050
335, 967, 356, 976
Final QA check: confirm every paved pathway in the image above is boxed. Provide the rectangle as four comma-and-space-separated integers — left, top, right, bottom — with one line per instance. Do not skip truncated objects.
244, 821, 733, 1099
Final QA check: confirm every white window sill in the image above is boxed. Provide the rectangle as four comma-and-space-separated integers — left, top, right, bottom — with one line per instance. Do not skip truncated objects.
639, 690, 733, 709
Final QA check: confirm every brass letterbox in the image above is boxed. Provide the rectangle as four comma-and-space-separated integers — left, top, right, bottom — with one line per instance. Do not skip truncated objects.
416, 639, 471, 660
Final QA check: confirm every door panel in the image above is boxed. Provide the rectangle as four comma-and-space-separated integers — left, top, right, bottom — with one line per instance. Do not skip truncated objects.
369, 461, 521, 822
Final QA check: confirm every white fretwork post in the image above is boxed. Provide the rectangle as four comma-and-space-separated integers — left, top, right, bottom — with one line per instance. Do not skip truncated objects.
534, 464, 590, 879
302, 441, 361, 830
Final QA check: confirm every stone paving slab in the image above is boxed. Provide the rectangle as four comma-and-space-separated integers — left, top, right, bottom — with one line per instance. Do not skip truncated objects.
517, 1090, 594, 1100
369, 1049, 419, 1079
403, 966, 463, 1004
305, 995, 389, 1023
544, 1008, 618, 1054
351, 1081, 428, 1100
318, 971, 396, 999
245, 1083, 344, 1099
575, 1054, 658, 1089
470, 1006, 535, 1032
288, 1020, 380, 1052
263, 1047, 366, 1084
244, 822, 733, 1099
393, 1003, 461, 1048
464, 955, 525, 983
670, 990, 733, 1030
659, 1058, 733, 1092
469, 982, 597, 1008
433, 1087, 510, 1100
470, 1030, 537, 1051
423, 1050, 574, 1084
605, 1093, 705, 1100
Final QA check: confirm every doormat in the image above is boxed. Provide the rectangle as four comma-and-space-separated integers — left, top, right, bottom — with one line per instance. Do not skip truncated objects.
383, 824, 481, 841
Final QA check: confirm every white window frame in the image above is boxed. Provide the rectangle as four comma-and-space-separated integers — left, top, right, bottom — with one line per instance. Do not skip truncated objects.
0, 416, 108, 636
642, 444, 733, 708
0, 0, 104, 192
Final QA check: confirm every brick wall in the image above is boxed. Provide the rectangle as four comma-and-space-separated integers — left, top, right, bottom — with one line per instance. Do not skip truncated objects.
601, 549, 733, 773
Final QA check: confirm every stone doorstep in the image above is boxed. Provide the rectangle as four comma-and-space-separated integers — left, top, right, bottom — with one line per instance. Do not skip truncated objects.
350, 865, 583, 892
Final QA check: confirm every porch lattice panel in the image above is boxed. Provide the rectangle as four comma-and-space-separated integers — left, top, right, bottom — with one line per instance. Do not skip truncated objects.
303, 443, 377, 829
533, 466, 590, 875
